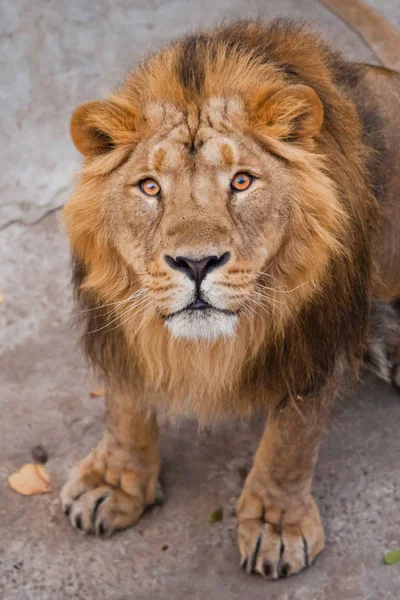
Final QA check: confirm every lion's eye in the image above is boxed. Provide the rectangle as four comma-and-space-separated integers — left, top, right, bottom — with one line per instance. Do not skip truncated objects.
230, 172, 253, 192
139, 178, 161, 197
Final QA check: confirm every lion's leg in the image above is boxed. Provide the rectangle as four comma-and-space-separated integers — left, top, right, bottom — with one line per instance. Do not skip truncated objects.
60, 390, 161, 537
237, 395, 328, 579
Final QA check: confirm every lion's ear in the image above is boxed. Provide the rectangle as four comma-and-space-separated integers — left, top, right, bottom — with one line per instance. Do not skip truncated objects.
70, 99, 138, 156
255, 84, 324, 144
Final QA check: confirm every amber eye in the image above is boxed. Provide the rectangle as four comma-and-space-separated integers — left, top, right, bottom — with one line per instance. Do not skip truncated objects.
139, 178, 161, 197
231, 172, 253, 192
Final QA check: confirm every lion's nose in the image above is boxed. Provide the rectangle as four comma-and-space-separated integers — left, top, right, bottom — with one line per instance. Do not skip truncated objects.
165, 252, 230, 289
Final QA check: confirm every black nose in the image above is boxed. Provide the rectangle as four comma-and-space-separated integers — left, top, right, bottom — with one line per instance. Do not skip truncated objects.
165, 252, 230, 289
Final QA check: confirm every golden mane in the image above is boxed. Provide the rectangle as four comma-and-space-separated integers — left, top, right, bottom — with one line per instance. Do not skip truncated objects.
64, 20, 380, 422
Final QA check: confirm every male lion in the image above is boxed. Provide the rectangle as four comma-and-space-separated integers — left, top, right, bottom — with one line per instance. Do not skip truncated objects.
60, 20, 400, 579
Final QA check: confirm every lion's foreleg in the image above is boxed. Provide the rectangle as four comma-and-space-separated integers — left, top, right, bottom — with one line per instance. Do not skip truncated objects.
60, 388, 161, 536
236, 393, 329, 578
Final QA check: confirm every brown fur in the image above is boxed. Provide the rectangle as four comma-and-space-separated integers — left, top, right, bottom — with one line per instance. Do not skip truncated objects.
60, 20, 400, 579
65, 21, 380, 419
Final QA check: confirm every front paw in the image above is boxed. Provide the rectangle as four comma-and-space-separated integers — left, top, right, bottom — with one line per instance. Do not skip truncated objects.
237, 493, 324, 579
60, 446, 162, 537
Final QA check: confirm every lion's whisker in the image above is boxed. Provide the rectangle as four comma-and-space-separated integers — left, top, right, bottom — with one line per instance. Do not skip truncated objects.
255, 281, 309, 295
258, 256, 278, 277
85, 291, 151, 322
88, 299, 153, 336
243, 297, 271, 321
115, 301, 155, 334
78, 288, 147, 313
252, 289, 285, 307
87, 292, 152, 334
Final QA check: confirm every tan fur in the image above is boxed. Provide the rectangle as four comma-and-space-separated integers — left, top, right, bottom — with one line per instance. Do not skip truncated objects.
60, 20, 400, 579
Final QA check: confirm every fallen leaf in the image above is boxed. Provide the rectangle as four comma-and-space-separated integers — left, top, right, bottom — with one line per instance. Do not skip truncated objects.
90, 386, 105, 398
0, 293, 3, 303
209, 508, 223, 524
8, 463, 51, 496
384, 550, 400, 565
30, 444, 48, 464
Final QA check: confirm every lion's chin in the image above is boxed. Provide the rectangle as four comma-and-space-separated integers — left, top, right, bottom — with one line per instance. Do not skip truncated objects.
165, 309, 238, 341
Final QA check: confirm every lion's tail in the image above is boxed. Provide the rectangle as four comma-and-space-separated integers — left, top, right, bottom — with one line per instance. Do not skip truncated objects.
365, 299, 400, 391
320, 0, 400, 72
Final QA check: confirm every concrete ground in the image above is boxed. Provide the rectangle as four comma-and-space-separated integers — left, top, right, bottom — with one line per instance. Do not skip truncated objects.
1, 1, 400, 598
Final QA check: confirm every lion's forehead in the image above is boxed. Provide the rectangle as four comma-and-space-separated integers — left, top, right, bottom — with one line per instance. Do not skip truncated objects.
144, 97, 245, 172
144, 97, 245, 131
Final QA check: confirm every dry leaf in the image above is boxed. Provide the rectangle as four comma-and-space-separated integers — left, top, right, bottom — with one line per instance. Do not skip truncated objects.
90, 386, 105, 398
384, 549, 400, 565
0, 293, 3, 303
8, 463, 51, 496
209, 508, 223, 524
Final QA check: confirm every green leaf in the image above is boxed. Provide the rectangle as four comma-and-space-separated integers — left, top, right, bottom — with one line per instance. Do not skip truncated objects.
209, 508, 223, 524
384, 550, 400, 565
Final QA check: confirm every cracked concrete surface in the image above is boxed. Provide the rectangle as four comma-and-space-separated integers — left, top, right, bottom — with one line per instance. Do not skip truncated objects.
1, 1, 400, 599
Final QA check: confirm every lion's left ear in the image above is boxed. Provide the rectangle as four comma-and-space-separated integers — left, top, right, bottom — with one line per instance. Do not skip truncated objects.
254, 84, 324, 144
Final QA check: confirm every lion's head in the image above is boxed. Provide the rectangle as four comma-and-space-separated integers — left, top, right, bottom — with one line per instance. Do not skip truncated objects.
65, 21, 377, 411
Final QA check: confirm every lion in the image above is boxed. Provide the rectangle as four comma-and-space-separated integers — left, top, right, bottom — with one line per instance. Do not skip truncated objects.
60, 20, 400, 579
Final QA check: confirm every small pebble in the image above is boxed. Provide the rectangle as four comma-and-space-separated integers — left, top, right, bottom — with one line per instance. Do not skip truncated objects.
30, 444, 48, 464
238, 467, 248, 480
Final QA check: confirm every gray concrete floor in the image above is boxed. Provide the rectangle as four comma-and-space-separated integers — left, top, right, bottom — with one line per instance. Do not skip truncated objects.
1, 1, 400, 599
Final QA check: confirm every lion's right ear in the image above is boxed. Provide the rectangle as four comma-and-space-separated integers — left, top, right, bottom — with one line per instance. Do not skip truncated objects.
70, 99, 138, 157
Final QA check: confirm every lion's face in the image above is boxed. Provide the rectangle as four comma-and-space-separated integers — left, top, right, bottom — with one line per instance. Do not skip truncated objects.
103, 98, 291, 341
66, 35, 348, 349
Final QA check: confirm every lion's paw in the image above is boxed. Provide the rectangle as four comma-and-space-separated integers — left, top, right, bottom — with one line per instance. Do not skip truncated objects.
238, 497, 324, 579
60, 448, 162, 537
